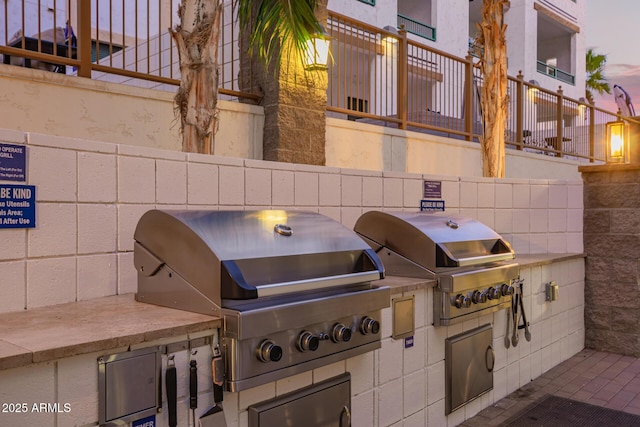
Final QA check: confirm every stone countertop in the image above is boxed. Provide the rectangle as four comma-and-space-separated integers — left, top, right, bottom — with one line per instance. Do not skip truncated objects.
513, 253, 586, 267
0, 294, 221, 371
376, 253, 586, 294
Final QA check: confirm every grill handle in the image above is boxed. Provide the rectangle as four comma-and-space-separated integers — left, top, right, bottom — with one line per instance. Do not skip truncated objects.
221, 248, 385, 299
455, 253, 516, 267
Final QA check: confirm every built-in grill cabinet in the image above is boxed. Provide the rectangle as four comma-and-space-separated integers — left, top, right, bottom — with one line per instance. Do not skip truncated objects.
134, 210, 389, 391
354, 211, 519, 326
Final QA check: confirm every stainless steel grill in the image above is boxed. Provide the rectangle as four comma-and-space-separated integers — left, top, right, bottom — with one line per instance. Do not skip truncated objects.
134, 209, 389, 391
354, 211, 518, 326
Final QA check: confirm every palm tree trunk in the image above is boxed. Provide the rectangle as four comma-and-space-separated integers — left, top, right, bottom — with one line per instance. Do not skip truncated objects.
171, 0, 223, 154
477, 0, 509, 178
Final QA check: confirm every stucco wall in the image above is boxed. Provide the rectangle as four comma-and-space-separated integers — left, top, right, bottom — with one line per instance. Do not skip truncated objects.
0, 64, 585, 181
326, 117, 584, 180
0, 64, 264, 158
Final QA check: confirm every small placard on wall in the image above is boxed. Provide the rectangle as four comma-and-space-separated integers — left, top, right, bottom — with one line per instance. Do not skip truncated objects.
423, 180, 442, 198
420, 199, 445, 212
0, 143, 26, 182
0, 184, 36, 228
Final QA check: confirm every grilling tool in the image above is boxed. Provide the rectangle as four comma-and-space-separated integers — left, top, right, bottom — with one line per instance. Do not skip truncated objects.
517, 280, 532, 342
511, 290, 519, 347
166, 355, 177, 427
199, 344, 227, 427
504, 307, 511, 349
190, 356, 198, 426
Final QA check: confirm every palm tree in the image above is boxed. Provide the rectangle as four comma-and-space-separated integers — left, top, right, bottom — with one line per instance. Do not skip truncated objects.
585, 48, 611, 105
475, 0, 509, 178
171, 0, 323, 154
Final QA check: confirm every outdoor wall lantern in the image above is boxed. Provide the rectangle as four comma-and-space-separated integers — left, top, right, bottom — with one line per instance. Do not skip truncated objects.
382, 25, 399, 44
606, 119, 630, 164
304, 27, 330, 71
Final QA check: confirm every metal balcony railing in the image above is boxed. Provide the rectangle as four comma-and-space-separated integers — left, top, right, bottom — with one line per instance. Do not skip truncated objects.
0, 0, 258, 101
397, 14, 436, 42
0, 1, 625, 163
537, 60, 576, 85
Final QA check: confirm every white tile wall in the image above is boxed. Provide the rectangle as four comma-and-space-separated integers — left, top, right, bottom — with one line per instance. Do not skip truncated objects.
28, 203, 77, 257
78, 204, 117, 254
377, 377, 403, 426
0, 131, 586, 427
404, 369, 427, 417
383, 177, 404, 207
118, 156, 156, 203
188, 163, 219, 205
29, 146, 77, 202
77, 254, 118, 300
27, 257, 76, 308
78, 152, 117, 203
0, 229, 26, 260
0, 362, 56, 426
318, 173, 341, 206
0, 260, 25, 312
156, 160, 187, 204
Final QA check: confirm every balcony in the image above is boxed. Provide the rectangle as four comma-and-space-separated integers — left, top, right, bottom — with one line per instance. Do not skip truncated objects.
537, 61, 575, 85
398, 14, 436, 41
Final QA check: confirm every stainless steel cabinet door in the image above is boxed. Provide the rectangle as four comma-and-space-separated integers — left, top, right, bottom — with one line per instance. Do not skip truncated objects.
249, 373, 351, 427
445, 324, 494, 414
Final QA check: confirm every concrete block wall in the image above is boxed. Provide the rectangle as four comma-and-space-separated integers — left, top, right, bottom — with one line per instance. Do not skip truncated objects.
0, 128, 585, 427
0, 129, 584, 314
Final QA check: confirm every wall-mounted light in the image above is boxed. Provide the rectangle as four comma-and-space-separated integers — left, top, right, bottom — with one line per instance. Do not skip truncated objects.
527, 79, 540, 100
606, 119, 630, 164
304, 27, 330, 71
382, 25, 399, 44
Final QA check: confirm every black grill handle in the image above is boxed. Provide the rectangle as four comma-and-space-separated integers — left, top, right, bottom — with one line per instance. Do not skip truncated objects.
166, 362, 177, 427
190, 360, 198, 410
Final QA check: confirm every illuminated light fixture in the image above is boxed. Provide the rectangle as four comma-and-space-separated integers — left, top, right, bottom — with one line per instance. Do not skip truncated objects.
304, 26, 330, 71
382, 25, 399, 44
578, 97, 587, 116
606, 119, 630, 164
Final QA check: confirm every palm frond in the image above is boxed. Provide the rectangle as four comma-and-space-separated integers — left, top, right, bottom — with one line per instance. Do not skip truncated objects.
237, 0, 322, 69
585, 48, 611, 100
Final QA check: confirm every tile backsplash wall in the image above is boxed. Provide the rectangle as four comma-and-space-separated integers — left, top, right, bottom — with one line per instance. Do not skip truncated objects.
0, 129, 583, 314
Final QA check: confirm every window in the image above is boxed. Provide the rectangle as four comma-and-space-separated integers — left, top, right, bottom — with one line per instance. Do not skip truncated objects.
358, 0, 375, 5
92, 41, 123, 62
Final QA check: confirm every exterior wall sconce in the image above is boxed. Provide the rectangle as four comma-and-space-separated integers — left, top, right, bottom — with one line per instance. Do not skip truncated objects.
606, 119, 630, 164
304, 27, 330, 71
382, 25, 399, 44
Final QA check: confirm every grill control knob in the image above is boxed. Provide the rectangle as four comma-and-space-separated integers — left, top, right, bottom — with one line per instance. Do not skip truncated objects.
297, 331, 320, 352
487, 287, 501, 300
471, 290, 488, 304
360, 317, 380, 335
331, 323, 352, 343
501, 284, 515, 296
453, 294, 472, 309
257, 340, 283, 363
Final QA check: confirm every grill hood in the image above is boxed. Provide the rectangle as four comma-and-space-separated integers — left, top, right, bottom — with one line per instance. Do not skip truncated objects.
354, 211, 514, 276
134, 210, 385, 316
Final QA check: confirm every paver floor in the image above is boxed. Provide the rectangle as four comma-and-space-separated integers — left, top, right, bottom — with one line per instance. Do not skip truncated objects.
460, 349, 640, 426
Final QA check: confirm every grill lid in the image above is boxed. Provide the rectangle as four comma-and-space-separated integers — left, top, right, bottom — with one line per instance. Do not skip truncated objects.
134, 210, 384, 308
354, 211, 514, 272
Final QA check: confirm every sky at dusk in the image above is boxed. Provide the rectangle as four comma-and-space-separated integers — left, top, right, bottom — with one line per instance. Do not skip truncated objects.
585, 0, 640, 114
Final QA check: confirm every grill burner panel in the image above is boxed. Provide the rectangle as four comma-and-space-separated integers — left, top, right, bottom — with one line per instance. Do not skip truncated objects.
354, 211, 518, 326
